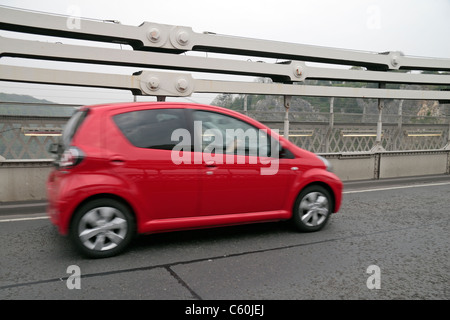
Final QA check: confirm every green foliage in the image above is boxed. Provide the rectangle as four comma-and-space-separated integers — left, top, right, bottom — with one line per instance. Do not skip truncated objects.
211, 70, 450, 116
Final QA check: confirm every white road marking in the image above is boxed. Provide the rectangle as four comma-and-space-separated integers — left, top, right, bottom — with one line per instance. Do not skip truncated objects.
0, 215, 48, 223
344, 181, 450, 194
0, 181, 449, 222
0, 203, 46, 209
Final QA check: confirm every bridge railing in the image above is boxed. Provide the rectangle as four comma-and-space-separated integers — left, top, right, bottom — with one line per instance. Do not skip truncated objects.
0, 5, 449, 158
1, 108, 448, 159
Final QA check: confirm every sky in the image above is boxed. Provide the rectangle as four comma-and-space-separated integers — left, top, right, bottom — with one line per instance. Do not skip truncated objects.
0, 0, 449, 105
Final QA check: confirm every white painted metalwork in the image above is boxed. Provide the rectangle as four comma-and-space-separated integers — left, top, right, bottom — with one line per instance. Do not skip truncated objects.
1, 6, 449, 98
0, 6, 449, 146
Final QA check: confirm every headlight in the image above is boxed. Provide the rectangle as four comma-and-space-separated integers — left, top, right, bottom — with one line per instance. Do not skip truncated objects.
317, 155, 333, 172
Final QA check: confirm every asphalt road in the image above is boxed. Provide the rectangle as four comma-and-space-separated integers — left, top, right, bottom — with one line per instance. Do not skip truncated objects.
0, 175, 449, 301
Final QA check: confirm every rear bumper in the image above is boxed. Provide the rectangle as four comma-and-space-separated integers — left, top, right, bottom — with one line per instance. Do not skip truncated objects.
47, 194, 71, 235
46, 171, 72, 235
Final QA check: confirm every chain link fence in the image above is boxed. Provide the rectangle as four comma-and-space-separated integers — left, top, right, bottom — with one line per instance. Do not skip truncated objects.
1, 102, 449, 159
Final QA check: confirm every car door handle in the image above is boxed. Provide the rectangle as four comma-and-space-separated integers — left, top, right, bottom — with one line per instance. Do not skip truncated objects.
110, 156, 126, 165
204, 161, 217, 175
204, 161, 217, 168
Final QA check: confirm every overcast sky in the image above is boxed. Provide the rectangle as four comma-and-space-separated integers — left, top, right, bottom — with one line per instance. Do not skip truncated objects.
0, 0, 449, 104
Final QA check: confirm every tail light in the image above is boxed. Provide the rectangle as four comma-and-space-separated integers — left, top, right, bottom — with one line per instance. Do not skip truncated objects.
59, 147, 84, 168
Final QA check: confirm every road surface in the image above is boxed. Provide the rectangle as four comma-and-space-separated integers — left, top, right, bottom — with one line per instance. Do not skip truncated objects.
0, 175, 449, 301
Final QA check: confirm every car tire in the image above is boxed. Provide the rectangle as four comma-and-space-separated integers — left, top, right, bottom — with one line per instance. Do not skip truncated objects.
292, 185, 332, 232
69, 198, 135, 258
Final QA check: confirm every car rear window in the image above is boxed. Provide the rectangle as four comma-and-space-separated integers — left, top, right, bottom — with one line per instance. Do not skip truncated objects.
113, 108, 188, 150
61, 109, 88, 149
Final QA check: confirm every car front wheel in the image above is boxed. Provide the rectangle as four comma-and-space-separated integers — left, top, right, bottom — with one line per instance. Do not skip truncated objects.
70, 198, 135, 258
292, 185, 332, 232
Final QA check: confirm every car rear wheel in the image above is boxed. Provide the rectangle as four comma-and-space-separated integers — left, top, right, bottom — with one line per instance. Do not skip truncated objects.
292, 185, 332, 232
70, 198, 135, 258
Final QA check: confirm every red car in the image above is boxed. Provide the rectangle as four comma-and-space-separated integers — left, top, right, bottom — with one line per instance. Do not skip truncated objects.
47, 102, 342, 258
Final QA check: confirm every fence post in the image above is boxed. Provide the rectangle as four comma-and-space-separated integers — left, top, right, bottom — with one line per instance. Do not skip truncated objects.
325, 97, 335, 153
284, 95, 291, 140
243, 94, 248, 116
371, 82, 386, 152
443, 103, 450, 150
394, 99, 404, 150
397, 99, 403, 129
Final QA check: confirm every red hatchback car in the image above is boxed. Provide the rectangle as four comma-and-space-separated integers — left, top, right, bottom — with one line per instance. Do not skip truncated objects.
47, 102, 342, 258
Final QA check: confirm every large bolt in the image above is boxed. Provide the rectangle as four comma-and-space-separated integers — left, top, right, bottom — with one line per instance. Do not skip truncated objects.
294, 65, 303, 78
147, 77, 160, 91
176, 31, 189, 45
147, 28, 161, 43
391, 55, 399, 68
390, 51, 403, 69
176, 78, 189, 92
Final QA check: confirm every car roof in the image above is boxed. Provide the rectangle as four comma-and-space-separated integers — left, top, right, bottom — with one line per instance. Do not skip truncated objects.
82, 101, 225, 112
82, 101, 259, 124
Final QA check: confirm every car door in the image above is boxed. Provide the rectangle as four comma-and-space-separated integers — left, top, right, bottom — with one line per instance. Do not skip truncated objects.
108, 107, 201, 221
192, 109, 294, 216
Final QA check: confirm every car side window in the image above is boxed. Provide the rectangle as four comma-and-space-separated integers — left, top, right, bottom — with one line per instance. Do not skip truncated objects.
114, 108, 188, 150
193, 110, 273, 157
